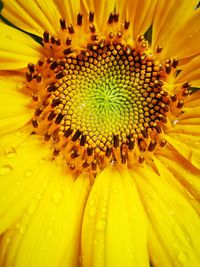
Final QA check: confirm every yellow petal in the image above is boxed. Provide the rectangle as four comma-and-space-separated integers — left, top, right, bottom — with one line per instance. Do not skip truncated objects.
1, 0, 61, 35
0, 76, 33, 135
184, 90, 200, 108
176, 55, 200, 88
164, 134, 200, 169
115, 0, 157, 39
135, 164, 200, 267
81, 166, 149, 267
56, 0, 81, 25
82, 0, 115, 33
152, 0, 198, 59
0, 23, 45, 70
0, 168, 90, 267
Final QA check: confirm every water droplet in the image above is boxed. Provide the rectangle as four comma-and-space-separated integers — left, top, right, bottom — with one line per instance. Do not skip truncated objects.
51, 191, 63, 205
0, 165, 13, 176
19, 225, 26, 234
89, 207, 97, 217
28, 202, 37, 215
4, 147, 17, 158
172, 119, 179, 126
177, 251, 187, 262
24, 169, 33, 178
96, 219, 106, 231
39, 157, 46, 165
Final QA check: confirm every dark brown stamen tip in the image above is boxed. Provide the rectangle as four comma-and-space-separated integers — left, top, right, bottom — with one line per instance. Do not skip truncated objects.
106, 146, 112, 157
68, 24, 75, 34
87, 147, 94, 156
48, 111, 56, 121
28, 63, 35, 73
124, 20, 130, 30
113, 12, 119, 22
32, 118, 38, 128
53, 147, 60, 156
44, 132, 51, 141
108, 12, 114, 24
56, 71, 66, 79
156, 46, 163, 53
172, 58, 179, 68
89, 24, 96, 33
148, 140, 156, 151
71, 130, 82, 141
64, 128, 73, 138
66, 37, 72, 46
177, 100, 184, 108
60, 18, 66, 30
63, 48, 72, 55
182, 82, 190, 88
160, 139, 167, 147
113, 134, 119, 148
80, 135, 87, 146
89, 11, 94, 23
43, 31, 49, 42
77, 13, 83, 25
51, 98, 62, 108
55, 113, 65, 124
50, 61, 59, 70
32, 93, 39, 102
139, 155, 144, 163
128, 139, 135, 150
47, 83, 57, 92
82, 160, 91, 168
26, 71, 32, 82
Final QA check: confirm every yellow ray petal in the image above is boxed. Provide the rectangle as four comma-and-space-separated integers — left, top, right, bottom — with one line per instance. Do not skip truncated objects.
156, 152, 200, 203
152, 0, 198, 58
1, 0, 61, 35
0, 134, 52, 234
135, 164, 200, 267
176, 55, 200, 88
0, 76, 33, 135
0, 23, 44, 70
81, 166, 149, 267
82, 0, 115, 33
163, 9, 200, 60
56, 0, 81, 25
0, 168, 90, 267
164, 134, 200, 169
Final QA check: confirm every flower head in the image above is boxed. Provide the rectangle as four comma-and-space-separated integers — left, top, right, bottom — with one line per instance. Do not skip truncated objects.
0, 0, 200, 266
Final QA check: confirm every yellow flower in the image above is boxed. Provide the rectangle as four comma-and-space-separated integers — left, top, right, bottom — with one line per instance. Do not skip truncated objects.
0, 0, 200, 266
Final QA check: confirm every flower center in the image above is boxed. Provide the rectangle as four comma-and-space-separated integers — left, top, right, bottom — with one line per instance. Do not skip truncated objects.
25, 12, 188, 174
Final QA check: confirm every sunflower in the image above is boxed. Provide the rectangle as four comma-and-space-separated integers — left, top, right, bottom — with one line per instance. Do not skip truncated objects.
0, 0, 200, 266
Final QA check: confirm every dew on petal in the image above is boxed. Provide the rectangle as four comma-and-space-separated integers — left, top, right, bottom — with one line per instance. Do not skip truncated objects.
24, 169, 33, 178
0, 164, 13, 176
51, 191, 63, 205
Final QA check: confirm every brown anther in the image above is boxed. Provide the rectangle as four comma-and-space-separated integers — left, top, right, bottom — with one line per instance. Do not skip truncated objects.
128, 138, 135, 150
108, 12, 114, 24
141, 129, 148, 138
55, 38, 61, 46
172, 58, 179, 68
50, 36, 55, 44
47, 83, 57, 92
35, 107, 44, 116
92, 160, 97, 171
89, 11, 94, 23
80, 135, 87, 146
183, 89, 189, 96
43, 31, 49, 42
55, 113, 65, 124
148, 140, 156, 151
82, 160, 91, 168
182, 82, 190, 88
139, 155, 145, 163
66, 37, 72, 46
124, 21, 130, 30
56, 70, 66, 79
91, 34, 99, 41
170, 94, 177, 102
32, 93, 39, 101
138, 35, 144, 42
121, 151, 127, 164
32, 118, 38, 128
89, 24, 96, 33
26, 71, 32, 82
28, 63, 35, 73
44, 132, 51, 141
77, 13, 83, 26
155, 125, 162, 133
117, 31, 122, 38
64, 128, 73, 138
51, 98, 62, 108
68, 24, 74, 34
156, 46, 163, 53
165, 64, 171, 74
35, 74, 42, 83
37, 60, 44, 67
50, 61, 59, 70
60, 18, 66, 30
113, 135, 119, 148
71, 130, 82, 141
87, 147, 94, 156
106, 146, 112, 157
109, 32, 114, 38
160, 139, 167, 147
53, 147, 60, 156
113, 12, 119, 22
48, 111, 56, 121
63, 48, 72, 55
177, 100, 184, 108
